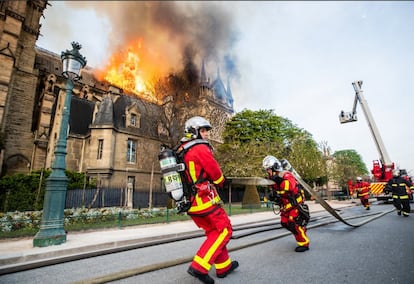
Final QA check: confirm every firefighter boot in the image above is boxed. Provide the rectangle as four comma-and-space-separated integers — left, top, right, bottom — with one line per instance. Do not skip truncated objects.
295, 246, 309, 252
187, 267, 215, 284
217, 261, 239, 278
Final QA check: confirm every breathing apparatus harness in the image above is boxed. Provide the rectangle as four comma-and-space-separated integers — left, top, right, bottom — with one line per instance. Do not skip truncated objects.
268, 169, 310, 227
158, 139, 210, 213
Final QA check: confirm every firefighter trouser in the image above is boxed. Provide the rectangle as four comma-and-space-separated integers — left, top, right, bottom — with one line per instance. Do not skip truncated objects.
392, 195, 410, 216
359, 197, 370, 209
281, 207, 310, 247
189, 206, 233, 275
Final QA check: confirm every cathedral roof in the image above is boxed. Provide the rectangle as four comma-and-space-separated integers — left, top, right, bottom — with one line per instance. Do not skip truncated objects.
211, 69, 227, 101
69, 97, 95, 135
94, 95, 114, 125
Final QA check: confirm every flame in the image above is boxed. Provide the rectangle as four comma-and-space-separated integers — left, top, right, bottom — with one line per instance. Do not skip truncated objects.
97, 39, 164, 102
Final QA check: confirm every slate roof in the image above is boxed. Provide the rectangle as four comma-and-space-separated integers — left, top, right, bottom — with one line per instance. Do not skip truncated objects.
69, 96, 95, 135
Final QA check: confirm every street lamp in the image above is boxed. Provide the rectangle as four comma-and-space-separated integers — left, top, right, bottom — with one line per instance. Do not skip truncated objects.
33, 42, 86, 247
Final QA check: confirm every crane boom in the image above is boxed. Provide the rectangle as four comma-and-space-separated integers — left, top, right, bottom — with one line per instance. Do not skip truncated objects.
339, 80, 394, 182
351, 81, 392, 166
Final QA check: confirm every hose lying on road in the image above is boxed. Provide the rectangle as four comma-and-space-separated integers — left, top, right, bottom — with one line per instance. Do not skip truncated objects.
72, 208, 393, 284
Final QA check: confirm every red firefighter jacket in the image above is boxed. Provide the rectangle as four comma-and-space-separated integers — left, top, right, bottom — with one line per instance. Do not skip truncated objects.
270, 171, 304, 211
354, 181, 370, 198
178, 140, 225, 216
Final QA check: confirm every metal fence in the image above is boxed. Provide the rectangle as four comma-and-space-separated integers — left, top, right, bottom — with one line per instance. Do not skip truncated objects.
65, 188, 169, 209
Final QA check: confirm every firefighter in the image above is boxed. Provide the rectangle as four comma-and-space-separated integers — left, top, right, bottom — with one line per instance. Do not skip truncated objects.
262, 155, 310, 252
353, 177, 371, 210
177, 116, 238, 284
384, 169, 413, 217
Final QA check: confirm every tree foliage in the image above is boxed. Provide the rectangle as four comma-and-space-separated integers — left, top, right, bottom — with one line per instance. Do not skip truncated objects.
330, 149, 368, 188
215, 109, 326, 183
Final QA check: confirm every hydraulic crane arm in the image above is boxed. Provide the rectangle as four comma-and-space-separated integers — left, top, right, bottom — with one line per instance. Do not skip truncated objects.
339, 80, 393, 168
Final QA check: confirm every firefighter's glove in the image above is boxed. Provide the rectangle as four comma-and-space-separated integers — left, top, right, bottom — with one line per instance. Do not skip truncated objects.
274, 194, 282, 205
195, 183, 211, 197
269, 193, 281, 205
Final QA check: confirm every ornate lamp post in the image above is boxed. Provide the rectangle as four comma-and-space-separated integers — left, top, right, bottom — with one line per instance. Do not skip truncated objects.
33, 42, 86, 247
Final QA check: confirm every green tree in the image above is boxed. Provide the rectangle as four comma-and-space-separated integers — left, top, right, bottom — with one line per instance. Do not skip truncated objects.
216, 109, 325, 184
330, 149, 368, 189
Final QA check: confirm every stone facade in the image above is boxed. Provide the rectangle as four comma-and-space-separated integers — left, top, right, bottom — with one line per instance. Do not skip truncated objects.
0, 1, 234, 194
0, 0, 48, 173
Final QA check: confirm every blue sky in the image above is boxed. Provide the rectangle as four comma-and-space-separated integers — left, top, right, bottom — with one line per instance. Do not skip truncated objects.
37, 1, 414, 176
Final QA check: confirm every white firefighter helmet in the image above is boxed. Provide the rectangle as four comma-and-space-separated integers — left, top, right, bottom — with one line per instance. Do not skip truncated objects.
182, 116, 212, 141
356, 177, 362, 182
392, 169, 400, 177
262, 155, 283, 172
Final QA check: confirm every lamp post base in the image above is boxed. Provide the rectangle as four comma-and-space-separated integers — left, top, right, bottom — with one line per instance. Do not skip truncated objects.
33, 173, 68, 248
33, 228, 66, 247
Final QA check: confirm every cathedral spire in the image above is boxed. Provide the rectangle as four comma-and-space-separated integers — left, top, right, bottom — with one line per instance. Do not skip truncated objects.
200, 59, 209, 88
201, 59, 207, 83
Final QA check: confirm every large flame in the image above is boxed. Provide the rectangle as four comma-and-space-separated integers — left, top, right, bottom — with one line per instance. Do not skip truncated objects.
96, 39, 164, 103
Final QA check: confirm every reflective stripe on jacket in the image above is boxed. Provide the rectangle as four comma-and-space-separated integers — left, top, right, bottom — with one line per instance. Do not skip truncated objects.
272, 171, 303, 211
180, 141, 225, 215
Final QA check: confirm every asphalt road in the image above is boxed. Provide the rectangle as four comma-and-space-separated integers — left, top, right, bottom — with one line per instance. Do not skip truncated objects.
1, 203, 413, 284
113, 204, 414, 284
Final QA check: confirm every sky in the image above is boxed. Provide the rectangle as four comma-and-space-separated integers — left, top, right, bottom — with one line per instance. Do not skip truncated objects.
36, 1, 414, 176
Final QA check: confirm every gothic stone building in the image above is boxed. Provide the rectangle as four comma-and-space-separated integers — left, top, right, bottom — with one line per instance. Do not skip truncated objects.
0, 1, 234, 193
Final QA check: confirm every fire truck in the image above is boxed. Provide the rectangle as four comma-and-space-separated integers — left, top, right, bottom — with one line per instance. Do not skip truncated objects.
339, 80, 396, 202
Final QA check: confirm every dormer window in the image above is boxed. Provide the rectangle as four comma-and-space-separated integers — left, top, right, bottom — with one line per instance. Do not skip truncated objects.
130, 114, 136, 126
126, 103, 140, 128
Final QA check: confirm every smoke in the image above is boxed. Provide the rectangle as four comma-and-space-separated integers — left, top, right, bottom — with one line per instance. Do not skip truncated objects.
67, 1, 240, 79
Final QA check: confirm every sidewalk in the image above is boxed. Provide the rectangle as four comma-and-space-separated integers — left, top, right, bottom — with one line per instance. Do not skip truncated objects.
0, 200, 357, 272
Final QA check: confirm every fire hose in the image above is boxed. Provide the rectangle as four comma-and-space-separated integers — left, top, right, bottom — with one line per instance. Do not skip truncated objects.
230, 169, 386, 228
289, 167, 378, 227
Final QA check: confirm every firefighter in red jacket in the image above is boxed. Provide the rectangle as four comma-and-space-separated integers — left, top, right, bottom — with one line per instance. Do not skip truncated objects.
177, 116, 238, 284
354, 177, 371, 210
262, 155, 310, 252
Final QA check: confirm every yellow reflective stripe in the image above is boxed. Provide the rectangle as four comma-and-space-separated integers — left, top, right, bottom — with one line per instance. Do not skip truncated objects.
194, 228, 229, 270
204, 228, 229, 264
189, 161, 197, 183
214, 175, 224, 185
296, 226, 309, 246
283, 196, 303, 210
283, 180, 290, 190
215, 258, 231, 269
393, 195, 409, 199
359, 192, 369, 196
188, 196, 221, 213
194, 255, 211, 271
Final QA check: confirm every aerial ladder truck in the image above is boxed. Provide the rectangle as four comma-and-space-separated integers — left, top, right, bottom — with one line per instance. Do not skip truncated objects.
339, 80, 394, 201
